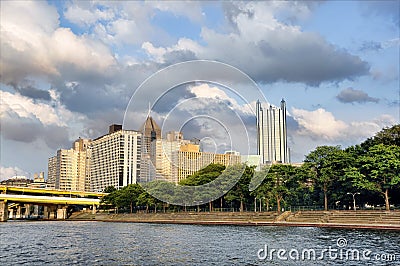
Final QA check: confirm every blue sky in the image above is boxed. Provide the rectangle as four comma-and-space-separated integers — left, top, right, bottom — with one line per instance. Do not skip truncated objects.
0, 1, 399, 180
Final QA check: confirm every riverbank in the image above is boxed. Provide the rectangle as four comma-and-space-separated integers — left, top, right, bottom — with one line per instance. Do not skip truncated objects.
69, 210, 400, 230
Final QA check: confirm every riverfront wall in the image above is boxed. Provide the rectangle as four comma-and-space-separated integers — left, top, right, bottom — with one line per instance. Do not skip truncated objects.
70, 210, 400, 230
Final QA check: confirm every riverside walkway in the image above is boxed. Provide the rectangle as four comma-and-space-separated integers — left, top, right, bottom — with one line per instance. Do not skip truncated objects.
70, 210, 400, 230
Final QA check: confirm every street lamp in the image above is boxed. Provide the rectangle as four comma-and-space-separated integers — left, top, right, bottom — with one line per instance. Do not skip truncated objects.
347, 192, 360, 211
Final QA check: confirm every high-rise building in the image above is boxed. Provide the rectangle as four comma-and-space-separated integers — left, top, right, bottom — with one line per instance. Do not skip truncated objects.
90, 125, 141, 191
47, 138, 91, 191
140, 116, 161, 182
150, 131, 191, 183
147, 130, 241, 184
256, 99, 289, 164
141, 116, 161, 153
173, 145, 241, 182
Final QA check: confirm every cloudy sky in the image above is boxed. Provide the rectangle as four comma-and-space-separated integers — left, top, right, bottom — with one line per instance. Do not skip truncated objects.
1, 1, 399, 180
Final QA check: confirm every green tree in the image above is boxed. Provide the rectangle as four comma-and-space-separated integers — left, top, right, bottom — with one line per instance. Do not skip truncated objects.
345, 144, 400, 211
137, 191, 158, 213
225, 165, 253, 212
269, 164, 297, 213
304, 146, 349, 211
179, 163, 225, 211
116, 184, 144, 213
103, 186, 117, 193
361, 125, 400, 150
251, 168, 274, 211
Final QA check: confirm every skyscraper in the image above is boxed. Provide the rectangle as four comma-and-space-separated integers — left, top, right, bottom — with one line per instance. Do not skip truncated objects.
139, 116, 161, 182
47, 138, 91, 191
90, 125, 141, 191
256, 99, 289, 164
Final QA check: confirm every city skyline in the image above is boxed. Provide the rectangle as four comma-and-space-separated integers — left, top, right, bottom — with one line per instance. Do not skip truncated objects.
45, 118, 244, 192
1, 1, 399, 180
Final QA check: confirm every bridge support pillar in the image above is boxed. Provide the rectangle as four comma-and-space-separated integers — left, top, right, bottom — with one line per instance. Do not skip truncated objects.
44, 206, 56, 219
8, 208, 14, 219
0, 201, 8, 222
16, 205, 22, 219
57, 205, 67, 219
24, 204, 31, 218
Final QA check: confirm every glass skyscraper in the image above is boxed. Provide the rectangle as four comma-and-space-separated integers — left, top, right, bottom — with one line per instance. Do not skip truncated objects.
256, 99, 289, 164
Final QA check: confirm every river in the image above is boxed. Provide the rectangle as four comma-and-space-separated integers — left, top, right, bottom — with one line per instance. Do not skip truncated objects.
1, 221, 399, 265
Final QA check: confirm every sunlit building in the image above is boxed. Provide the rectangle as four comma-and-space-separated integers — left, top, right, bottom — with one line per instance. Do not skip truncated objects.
256, 99, 289, 164
150, 131, 191, 183
90, 125, 141, 191
174, 144, 241, 183
47, 138, 91, 191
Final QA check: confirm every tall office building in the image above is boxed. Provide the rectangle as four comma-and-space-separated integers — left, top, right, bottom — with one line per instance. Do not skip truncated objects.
256, 99, 289, 164
140, 116, 161, 182
150, 131, 191, 183
173, 144, 241, 182
90, 125, 141, 191
47, 138, 91, 191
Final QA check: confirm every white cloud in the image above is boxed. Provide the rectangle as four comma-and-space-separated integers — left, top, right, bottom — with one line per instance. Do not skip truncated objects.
0, 90, 88, 148
0, 90, 83, 127
0, 1, 116, 84
189, 83, 253, 115
292, 108, 348, 140
0, 166, 29, 181
142, 2, 368, 85
292, 107, 396, 142
64, 4, 115, 27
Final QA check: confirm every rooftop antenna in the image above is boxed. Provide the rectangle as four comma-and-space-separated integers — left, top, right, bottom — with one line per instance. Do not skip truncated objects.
147, 102, 151, 118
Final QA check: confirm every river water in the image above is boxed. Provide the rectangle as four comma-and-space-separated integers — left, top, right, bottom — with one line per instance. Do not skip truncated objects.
1, 221, 399, 265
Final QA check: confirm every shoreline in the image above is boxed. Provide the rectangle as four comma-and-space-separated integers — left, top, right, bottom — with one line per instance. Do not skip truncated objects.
67, 211, 400, 231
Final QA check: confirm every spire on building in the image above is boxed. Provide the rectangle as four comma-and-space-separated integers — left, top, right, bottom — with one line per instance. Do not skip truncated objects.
140, 116, 161, 140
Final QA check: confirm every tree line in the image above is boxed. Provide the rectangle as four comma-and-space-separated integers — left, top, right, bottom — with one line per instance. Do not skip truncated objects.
101, 125, 400, 212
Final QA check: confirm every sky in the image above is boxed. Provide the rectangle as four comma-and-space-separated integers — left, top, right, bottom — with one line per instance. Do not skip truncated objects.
0, 1, 399, 180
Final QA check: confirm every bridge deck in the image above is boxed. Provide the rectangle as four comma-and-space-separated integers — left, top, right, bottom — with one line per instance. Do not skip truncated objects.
0, 185, 107, 198
0, 194, 100, 205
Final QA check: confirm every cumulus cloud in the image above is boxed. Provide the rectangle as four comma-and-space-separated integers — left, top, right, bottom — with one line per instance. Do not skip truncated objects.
292, 107, 395, 142
64, 3, 115, 27
292, 108, 348, 140
143, 2, 369, 86
0, 1, 116, 85
0, 90, 87, 149
9, 82, 51, 101
0, 166, 30, 181
336, 88, 379, 104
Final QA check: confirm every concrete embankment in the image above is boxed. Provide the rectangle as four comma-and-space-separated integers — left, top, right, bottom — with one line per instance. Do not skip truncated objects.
69, 210, 400, 230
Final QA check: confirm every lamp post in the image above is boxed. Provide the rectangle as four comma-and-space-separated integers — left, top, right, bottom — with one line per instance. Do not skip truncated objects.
347, 192, 360, 211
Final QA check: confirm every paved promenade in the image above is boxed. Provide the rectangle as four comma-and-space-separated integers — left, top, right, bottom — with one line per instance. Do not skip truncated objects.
70, 210, 400, 230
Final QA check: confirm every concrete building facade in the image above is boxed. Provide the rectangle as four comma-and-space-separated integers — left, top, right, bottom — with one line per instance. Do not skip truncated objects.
173, 144, 241, 183
47, 138, 91, 191
90, 126, 141, 191
150, 131, 191, 183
